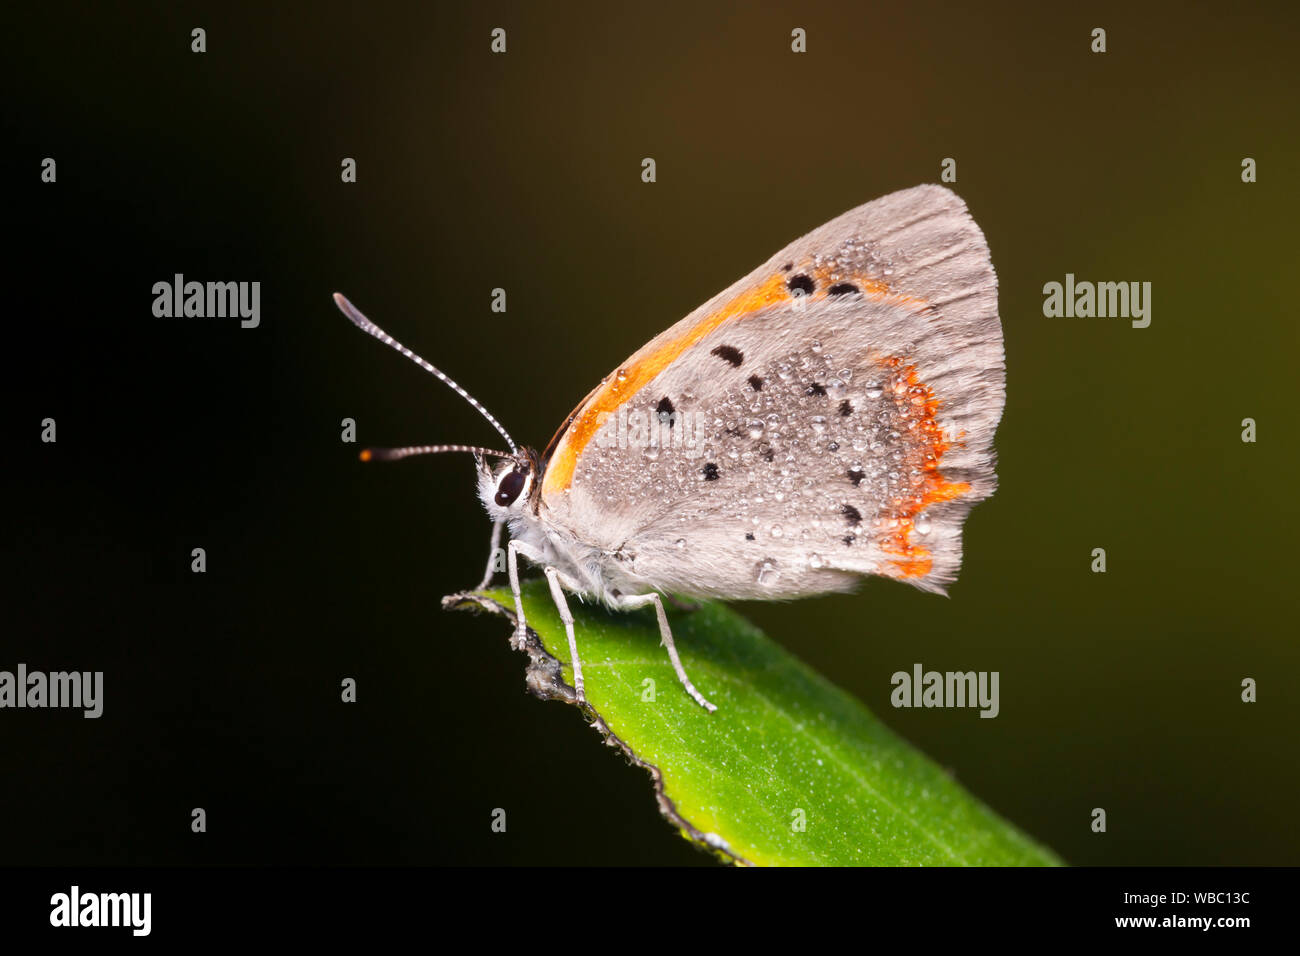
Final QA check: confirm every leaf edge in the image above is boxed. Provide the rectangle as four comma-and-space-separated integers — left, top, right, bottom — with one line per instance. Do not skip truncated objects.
442, 589, 752, 866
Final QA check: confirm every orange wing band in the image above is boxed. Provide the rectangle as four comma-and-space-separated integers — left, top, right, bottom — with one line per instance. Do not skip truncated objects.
873, 355, 970, 579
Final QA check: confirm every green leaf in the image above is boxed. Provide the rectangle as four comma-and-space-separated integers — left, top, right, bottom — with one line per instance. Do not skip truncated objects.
445, 581, 1062, 867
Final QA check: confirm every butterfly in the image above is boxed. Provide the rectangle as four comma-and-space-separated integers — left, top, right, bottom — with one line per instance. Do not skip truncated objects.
335, 184, 1004, 713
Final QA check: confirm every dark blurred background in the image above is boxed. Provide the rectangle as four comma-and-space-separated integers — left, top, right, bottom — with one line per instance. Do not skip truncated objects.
4, 1, 1297, 865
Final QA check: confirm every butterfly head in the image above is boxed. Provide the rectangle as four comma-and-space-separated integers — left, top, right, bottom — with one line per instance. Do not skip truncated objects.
477, 448, 541, 521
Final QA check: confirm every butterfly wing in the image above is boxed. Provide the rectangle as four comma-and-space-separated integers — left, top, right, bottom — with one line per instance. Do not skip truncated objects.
540, 184, 1003, 599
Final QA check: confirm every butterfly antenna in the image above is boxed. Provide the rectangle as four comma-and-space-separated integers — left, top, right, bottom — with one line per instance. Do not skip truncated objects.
333, 293, 518, 454
358, 444, 514, 463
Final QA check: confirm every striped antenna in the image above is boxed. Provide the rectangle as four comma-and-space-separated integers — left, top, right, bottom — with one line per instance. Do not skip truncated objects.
333, 293, 518, 454
359, 444, 514, 463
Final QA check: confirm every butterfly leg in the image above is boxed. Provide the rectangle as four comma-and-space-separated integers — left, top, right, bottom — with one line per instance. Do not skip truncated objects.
475, 519, 505, 590
544, 567, 585, 704
506, 539, 541, 650
614, 592, 716, 713
505, 540, 589, 702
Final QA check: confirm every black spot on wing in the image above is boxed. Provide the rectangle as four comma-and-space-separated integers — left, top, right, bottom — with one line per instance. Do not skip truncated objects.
806, 382, 828, 397
842, 504, 862, 526
848, 467, 865, 487
702, 462, 720, 481
710, 345, 744, 367
781, 262, 793, 272
828, 282, 860, 296
748, 374, 763, 391
787, 274, 814, 296
657, 396, 675, 416
839, 399, 853, 417
745, 532, 755, 541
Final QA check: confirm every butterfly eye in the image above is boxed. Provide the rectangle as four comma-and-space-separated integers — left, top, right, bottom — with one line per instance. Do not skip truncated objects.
495, 468, 527, 507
